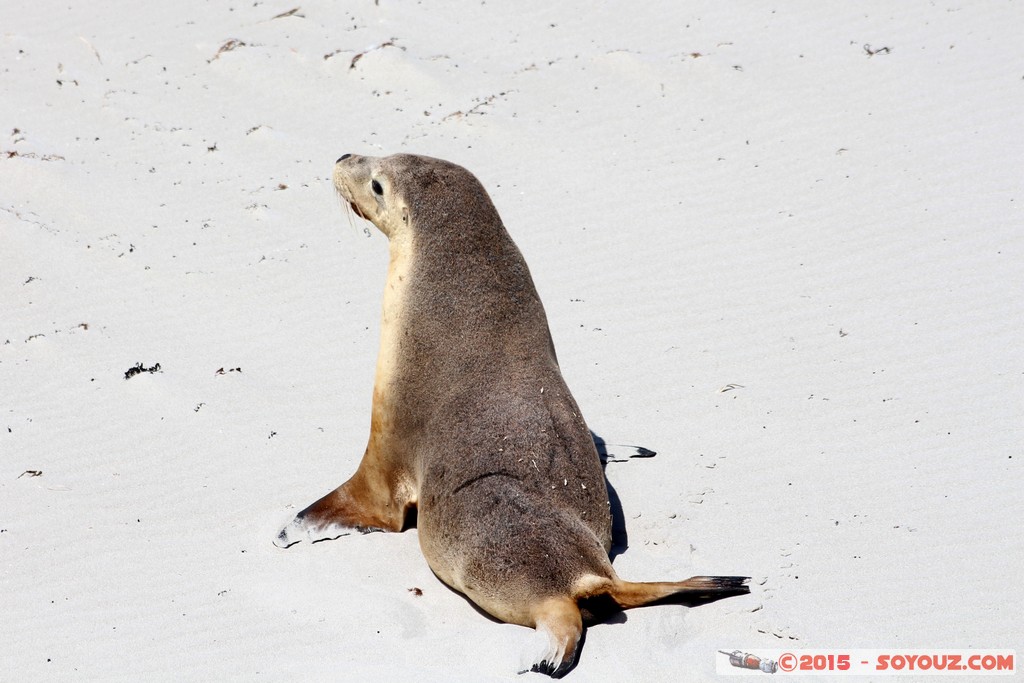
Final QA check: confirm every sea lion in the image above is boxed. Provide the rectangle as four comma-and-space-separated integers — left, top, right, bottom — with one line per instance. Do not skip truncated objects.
275, 153, 748, 677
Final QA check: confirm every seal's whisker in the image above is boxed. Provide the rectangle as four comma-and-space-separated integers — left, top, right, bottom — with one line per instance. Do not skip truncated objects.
333, 184, 372, 238
344, 199, 357, 233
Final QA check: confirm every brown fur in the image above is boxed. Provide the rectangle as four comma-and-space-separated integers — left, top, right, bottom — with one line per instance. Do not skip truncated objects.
275, 154, 748, 676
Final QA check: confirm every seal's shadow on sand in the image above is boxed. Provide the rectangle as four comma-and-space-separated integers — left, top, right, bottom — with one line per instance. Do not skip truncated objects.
591, 431, 660, 561
591, 432, 631, 561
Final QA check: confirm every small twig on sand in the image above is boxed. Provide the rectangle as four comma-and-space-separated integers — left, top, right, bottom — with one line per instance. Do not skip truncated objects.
209, 39, 247, 63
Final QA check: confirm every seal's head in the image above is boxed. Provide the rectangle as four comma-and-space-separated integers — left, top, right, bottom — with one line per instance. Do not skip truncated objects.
333, 153, 501, 243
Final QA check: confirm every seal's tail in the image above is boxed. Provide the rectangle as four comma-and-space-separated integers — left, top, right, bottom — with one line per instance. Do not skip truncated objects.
600, 575, 750, 611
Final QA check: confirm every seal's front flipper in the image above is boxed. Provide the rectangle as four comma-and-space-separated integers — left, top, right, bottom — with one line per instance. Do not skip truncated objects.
274, 481, 394, 548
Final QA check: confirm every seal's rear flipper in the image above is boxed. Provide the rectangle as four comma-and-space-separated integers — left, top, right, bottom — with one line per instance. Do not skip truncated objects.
519, 597, 583, 679
606, 575, 750, 610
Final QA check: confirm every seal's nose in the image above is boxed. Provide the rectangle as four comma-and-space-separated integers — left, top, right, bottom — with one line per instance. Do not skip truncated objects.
336, 154, 352, 163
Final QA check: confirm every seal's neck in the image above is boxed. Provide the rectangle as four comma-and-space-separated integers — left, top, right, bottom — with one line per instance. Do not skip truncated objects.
374, 239, 412, 393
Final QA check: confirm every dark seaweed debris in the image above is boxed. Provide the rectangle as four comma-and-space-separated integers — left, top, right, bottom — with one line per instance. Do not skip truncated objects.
124, 362, 161, 380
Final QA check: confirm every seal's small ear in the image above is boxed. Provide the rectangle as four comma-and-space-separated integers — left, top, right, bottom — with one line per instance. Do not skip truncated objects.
402, 207, 409, 224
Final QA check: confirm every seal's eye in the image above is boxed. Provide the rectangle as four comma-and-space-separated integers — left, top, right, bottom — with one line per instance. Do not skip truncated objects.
371, 179, 384, 196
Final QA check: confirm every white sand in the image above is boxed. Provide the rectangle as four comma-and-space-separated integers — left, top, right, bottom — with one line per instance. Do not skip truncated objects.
3, 1, 1021, 680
